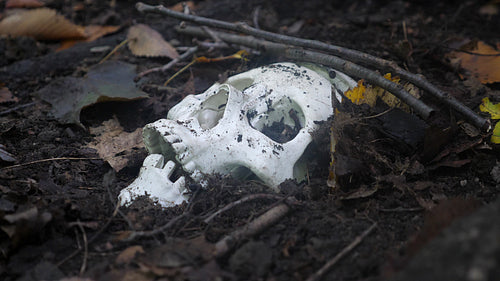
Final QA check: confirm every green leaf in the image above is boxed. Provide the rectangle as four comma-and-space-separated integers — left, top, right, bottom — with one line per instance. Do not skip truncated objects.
37, 61, 147, 127
479, 97, 500, 120
492, 122, 500, 144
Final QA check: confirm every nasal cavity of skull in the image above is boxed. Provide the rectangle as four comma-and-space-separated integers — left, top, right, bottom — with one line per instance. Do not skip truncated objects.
197, 87, 229, 129
249, 98, 305, 143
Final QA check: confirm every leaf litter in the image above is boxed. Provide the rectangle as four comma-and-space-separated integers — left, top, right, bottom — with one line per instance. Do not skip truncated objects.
37, 60, 148, 127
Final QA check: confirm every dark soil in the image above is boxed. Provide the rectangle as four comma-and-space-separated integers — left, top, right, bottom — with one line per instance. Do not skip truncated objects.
1, 1, 499, 280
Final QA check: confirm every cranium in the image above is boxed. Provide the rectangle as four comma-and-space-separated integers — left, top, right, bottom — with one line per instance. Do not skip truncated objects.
119, 62, 356, 207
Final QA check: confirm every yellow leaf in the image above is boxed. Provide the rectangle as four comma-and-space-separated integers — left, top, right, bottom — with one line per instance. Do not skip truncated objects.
344, 79, 366, 105
492, 122, 500, 144
479, 97, 500, 119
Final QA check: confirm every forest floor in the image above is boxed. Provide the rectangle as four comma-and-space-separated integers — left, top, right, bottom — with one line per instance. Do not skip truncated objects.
0, 1, 499, 280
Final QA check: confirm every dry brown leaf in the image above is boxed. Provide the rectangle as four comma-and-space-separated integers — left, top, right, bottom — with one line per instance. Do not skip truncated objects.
168, 1, 196, 12
87, 118, 144, 172
0, 8, 85, 40
127, 24, 179, 59
115, 246, 145, 265
0, 87, 18, 103
57, 25, 121, 51
5, 0, 44, 8
452, 41, 500, 84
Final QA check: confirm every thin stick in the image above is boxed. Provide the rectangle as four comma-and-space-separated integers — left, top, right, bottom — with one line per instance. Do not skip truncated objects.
0, 102, 35, 116
77, 221, 88, 275
136, 46, 198, 78
215, 201, 293, 257
306, 222, 378, 281
136, 2, 489, 131
99, 38, 129, 64
122, 212, 188, 242
1, 157, 101, 170
176, 26, 434, 119
203, 193, 285, 224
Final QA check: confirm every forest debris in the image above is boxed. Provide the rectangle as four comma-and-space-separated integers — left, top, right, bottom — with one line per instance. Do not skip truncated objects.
37, 61, 147, 127
0, 8, 85, 40
5, 0, 45, 8
0, 144, 17, 162
87, 118, 144, 172
344, 73, 420, 112
451, 41, 500, 84
115, 245, 145, 265
0, 86, 18, 103
127, 24, 179, 59
136, 2, 489, 131
479, 97, 500, 143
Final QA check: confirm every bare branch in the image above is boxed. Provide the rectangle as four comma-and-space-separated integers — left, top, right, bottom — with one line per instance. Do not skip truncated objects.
177, 26, 434, 119
136, 2, 490, 130
215, 201, 294, 257
306, 222, 378, 281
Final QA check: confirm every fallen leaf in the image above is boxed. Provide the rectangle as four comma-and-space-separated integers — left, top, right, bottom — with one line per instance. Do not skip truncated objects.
5, 0, 45, 8
451, 41, 500, 84
116, 245, 145, 265
58, 25, 121, 51
168, 1, 196, 12
87, 118, 144, 172
344, 73, 420, 111
0, 87, 18, 103
492, 122, 500, 144
127, 24, 179, 59
0, 8, 85, 40
344, 79, 366, 105
0, 144, 17, 162
36, 61, 148, 126
479, 97, 500, 119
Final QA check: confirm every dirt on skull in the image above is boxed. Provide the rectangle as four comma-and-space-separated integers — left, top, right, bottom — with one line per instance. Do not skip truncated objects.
0, 1, 499, 281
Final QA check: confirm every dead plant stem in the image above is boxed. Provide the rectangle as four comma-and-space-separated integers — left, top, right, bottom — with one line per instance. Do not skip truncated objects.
306, 222, 378, 281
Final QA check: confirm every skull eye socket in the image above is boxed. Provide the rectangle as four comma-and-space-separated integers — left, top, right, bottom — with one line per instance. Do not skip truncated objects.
248, 97, 305, 144
196, 86, 229, 129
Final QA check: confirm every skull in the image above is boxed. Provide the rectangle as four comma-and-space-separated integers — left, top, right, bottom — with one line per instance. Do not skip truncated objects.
119, 63, 356, 207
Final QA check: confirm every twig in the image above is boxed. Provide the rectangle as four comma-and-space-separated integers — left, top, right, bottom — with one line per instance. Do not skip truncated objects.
203, 193, 286, 224
122, 212, 188, 242
1, 157, 101, 170
136, 46, 198, 78
215, 200, 295, 257
0, 102, 35, 116
306, 222, 378, 281
176, 26, 434, 119
136, 2, 490, 131
77, 220, 88, 275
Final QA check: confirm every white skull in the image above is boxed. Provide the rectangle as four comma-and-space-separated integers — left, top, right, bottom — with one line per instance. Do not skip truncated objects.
119, 62, 356, 207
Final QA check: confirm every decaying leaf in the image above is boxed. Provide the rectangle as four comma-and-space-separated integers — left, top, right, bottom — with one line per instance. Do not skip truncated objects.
127, 24, 179, 59
491, 122, 500, 144
37, 61, 148, 126
168, 1, 196, 12
58, 25, 121, 51
5, 0, 45, 8
115, 245, 145, 265
87, 118, 144, 172
0, 87, 18, 103
451, 40, 500, 84
344, 73, 420, 111
0, 8, 85, 40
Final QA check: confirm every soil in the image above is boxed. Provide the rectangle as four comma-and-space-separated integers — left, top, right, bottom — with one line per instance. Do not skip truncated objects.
1, 1, 499, 280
